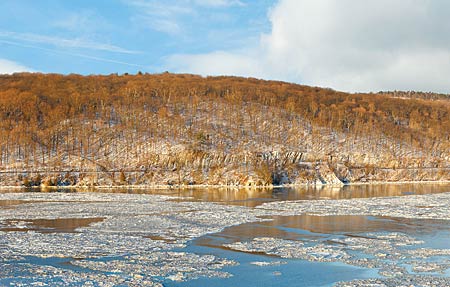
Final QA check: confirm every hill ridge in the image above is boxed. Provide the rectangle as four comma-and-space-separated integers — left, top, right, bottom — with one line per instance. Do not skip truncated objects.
0, 73, 448, 187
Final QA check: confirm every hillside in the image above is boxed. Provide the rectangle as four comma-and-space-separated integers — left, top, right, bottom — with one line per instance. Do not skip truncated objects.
0, 72, 449, 187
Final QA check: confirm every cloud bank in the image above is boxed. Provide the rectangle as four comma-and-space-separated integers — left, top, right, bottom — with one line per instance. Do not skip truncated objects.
0, 59, 32, 74
166, 0, 450, 93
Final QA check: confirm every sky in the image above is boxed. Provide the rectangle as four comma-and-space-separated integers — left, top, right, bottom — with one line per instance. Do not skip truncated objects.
1, 0, 450, 93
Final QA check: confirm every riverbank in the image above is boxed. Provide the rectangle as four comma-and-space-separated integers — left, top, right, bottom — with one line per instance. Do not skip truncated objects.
1, 179, 450, 191
1, 162, 448, 190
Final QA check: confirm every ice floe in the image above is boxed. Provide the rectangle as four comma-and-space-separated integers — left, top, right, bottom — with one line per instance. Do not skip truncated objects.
256, 192, 450, 220
0, 190, 449, 286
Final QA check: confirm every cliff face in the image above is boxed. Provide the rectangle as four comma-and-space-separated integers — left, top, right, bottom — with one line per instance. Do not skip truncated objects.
1, 149, 447, 188
0, 73, 448, 187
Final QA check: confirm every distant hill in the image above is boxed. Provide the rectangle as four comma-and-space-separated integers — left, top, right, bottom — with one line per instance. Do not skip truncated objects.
0, 73, 448, 187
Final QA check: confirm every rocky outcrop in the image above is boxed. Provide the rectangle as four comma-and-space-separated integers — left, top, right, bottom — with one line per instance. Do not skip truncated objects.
315, 163, 344, 186
1, 150, 448, 188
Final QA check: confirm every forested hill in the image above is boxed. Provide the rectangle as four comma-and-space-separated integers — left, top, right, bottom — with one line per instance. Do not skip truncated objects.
0, 72, 449, 187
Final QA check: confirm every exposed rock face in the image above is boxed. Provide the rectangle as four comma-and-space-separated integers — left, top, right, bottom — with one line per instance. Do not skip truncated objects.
1, 149, 447, 187
315, 163, 344, 186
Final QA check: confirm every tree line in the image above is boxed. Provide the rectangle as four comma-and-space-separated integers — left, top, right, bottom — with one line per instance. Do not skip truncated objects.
0, 72, 448, 172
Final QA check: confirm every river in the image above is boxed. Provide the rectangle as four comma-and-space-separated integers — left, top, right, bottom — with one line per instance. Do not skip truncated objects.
0, 183, 449, 286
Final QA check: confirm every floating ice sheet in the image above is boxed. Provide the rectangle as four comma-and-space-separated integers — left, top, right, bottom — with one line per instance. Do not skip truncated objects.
0, 190, 449, 286
257, 192, 450, 220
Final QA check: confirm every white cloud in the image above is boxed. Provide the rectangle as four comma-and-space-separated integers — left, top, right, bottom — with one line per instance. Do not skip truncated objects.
126, 0, 245, 35
52, 10, 112, 34
0, 59, 33, 74
166, 50, 264, 76
126, 0, 193, 35
0, 31, 138, 54
193, 0, 245, 7
0, 40, 146, 69
166, 0, 450, 93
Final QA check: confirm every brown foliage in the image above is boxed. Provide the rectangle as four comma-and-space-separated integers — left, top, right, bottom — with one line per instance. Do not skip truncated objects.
0, 72, 448, 171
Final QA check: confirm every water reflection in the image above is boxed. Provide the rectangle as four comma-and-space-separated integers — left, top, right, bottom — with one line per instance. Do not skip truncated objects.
103, 183, 448, 207
7, 183, 447, 208
197, 214, 450, 251
0, 200, 27, 207
269, 214, 450, 235
0, 218, 104, 233
196, 215, 375, 249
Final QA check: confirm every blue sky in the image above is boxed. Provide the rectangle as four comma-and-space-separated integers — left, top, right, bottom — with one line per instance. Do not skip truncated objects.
1, 0, 450, 93
0, 0, 274, 74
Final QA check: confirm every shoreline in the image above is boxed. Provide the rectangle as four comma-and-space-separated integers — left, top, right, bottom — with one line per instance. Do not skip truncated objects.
0, 180, 449, 191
